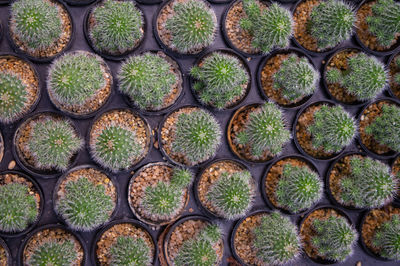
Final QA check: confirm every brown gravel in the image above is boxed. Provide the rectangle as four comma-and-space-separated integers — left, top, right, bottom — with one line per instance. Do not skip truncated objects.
96, 223, 155, 265
389, 54, 400, 99
0, 242, 8, 266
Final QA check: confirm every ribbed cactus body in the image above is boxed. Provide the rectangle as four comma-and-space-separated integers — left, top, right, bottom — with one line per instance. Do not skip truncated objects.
29, 240, 77, 266
110, 236, 152, 266
372, 214, 400, 260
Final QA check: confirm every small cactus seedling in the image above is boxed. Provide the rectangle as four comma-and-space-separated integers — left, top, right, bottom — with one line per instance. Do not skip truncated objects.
273, 54, 318, 101
206, 170, 254, 219
118, 53, 177, 110
366, 0, 400, 47
311, 216, 357, 262
339, 156, 397, 208
307, 105, 356, 153
110, 236, 152, 266
171, 109, 221, 165
326, 53, 387, 101
240, 0, 293, 54
253, 212, 301, 264
27, 118, 82, 171
90, 0, 143, 54
190, 52, 248, 109
372, 214, 400, 260
0, 183, 37, 233
28, 240, 77, 266
56, 177, 114, 231
275, 164, 322, 213
366, 103, 400, 153
10, 0, 63, 52
235, 102, 291, 158
308, 0, 355, 49
165, 0, 217, 53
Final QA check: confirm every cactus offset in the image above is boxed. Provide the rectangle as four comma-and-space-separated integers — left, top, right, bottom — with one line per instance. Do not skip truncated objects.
372, 214, 400, 260
110, 236, 152, 266
28, 240, 77, 266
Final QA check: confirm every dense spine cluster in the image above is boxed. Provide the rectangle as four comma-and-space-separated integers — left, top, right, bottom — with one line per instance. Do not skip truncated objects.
110, 236, 152, 266
372, 214, 400, 260
28, 240, 77, 266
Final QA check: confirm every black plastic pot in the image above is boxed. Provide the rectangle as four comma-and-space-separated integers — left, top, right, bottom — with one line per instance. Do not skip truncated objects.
62, 0, 98, 6
387, 51, 400, 100
0, 130, 3, 164
390, 154, 400, 204
0, 0, 9, 5
0, 237, 11, 266
136, 0, 162, 4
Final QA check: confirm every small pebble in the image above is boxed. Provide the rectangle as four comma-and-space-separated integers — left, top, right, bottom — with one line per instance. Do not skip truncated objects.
8, 160, 15, 170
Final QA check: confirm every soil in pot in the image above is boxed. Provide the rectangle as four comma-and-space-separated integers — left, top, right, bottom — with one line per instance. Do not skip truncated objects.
389, 53, 400, 99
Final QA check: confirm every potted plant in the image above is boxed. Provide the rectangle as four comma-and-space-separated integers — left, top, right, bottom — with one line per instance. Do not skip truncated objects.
388, 52, 400, 99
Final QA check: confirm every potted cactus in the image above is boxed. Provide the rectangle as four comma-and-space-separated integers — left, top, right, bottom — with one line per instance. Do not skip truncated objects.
227, 102, 291, 163
128, 163, 193, 226
118, 51, 183, 113
389, 52, 400, 99
47, 50, 113, 117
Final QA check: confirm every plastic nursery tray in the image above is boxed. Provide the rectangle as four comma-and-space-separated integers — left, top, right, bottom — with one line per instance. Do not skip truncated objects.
0, 0, 399, 265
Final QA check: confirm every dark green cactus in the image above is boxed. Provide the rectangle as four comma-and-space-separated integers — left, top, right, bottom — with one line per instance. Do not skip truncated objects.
372, 214, 400, 260
110, 236, 152, 266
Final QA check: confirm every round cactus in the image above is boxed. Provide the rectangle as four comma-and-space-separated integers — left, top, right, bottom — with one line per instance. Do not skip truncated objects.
372, 214, 400, 260
110, 236, 152, 266
28, 240, 77, 266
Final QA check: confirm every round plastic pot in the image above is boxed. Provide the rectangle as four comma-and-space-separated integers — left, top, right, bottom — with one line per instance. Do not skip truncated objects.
0, 237, 12, 265
62, 0, 98, 6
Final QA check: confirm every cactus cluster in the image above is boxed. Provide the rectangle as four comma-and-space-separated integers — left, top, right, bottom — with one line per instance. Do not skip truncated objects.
366, 0, 400, 47
308, 0, 355, 49
206, 170, 254, 219
235, 102, 291, 158
10, 0, 63, 52
311, 216, 357, 262
275, 164, 322, 213
190, 52, 248, 109
253, 212, 301, 264
240, 0, 293, 54
165, 0, 216, 53
326, 53, 387, 101
28, 240, 77, 266
118, 53, 177, 110
273, 54, 318, 101
90, 0, 143, 55
372, 214, 400, 260
56, 177, 114, 231
307, 105, 356, 153
171, 109, 221, 165
110, 236, 152, 266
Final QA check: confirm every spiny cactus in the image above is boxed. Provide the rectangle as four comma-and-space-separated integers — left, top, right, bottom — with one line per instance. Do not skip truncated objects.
394, 57, 400, 85
28, 240, 77, 266
90, 0, 143, 54
57, 177, 114, 231
307, 105, 356, 153
339, 156, 397, 208
48, 51, 106, 106
273, 54, 318, 101
0, 183, 37, 233
10, 0, 62, 52
326, 53, 387, 101
235, 102, 291, 158
366, 0, 400, 47
171, 109, 221, 165
311, 216, 357, 262
366, 104, 400, 152
372, 214, 400, 260
308, 0, 355, 49
27, 118, 82, 171
206, 170, 254, 219
190, 52, 248, 109
118, 53, 177, 110
253, 212, 301, 264
240, 0, 293, 54
110, 236, 152, 266
0, 72, 29, 123
275, 164, 322, 213
165, 0, 216, 53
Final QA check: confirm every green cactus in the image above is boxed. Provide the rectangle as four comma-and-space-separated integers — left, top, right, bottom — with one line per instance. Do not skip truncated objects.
56, 177, 114, 231
366, 104, 400, 152
171, 109, 221, 165
253, 212, 301, 264
190, 52, 248, 109
273, 54, 318, 101
28, 240, 77, 266
90, 0, 143, 54
10, 0, 63, 52
235, 102, 291, 158
372, 214, 400, 260
0, 72, 29, 123
307, 105, 356, 153
240, 0, 293, 54
275, 164, 322, 213
339, 156, 397, 208
206, 170, 254, 219
48, 51, 106, 106
118, 53, 177, 110
394, 57, 400, 85
110, 236, 152, 266
311, 216, 357, 262
366, 0, 400, 47
27, 118, 82, 171
308, 0, 355, 49
0, 183, 38, 233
